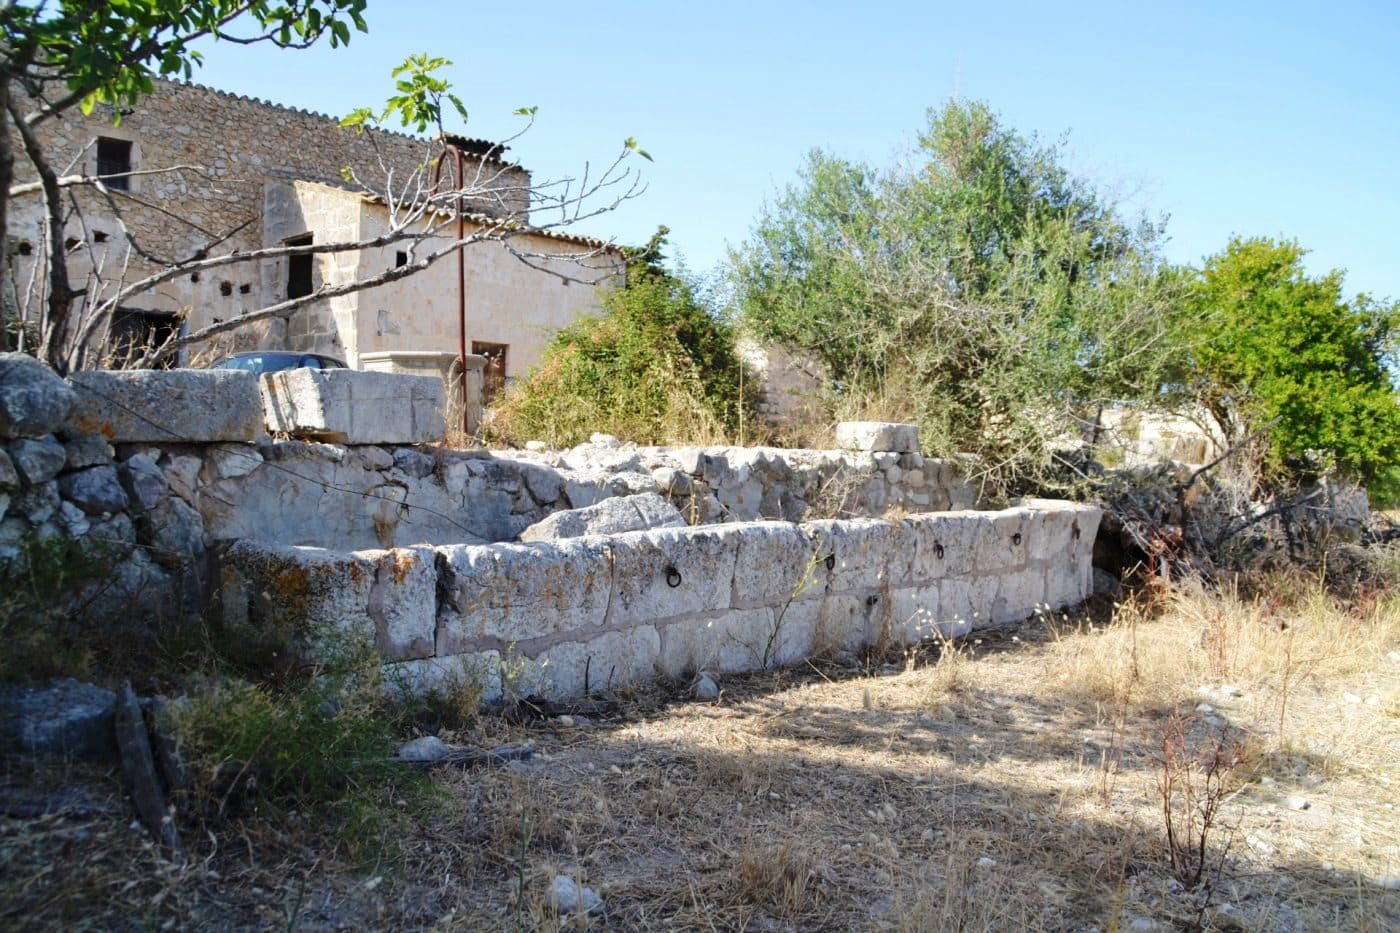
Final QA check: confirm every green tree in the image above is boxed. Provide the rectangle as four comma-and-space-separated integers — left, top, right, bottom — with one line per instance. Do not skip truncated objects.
732, 100, 1195, 489
490, 229, 752, 448
1192, 237, 1400, 502
2, 0, 369, 365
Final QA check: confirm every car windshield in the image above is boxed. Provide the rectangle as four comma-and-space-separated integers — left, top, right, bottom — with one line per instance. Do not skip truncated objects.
214, 354, 302, 373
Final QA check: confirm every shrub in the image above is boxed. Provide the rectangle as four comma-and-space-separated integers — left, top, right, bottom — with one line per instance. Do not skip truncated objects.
488, 234, 756, 447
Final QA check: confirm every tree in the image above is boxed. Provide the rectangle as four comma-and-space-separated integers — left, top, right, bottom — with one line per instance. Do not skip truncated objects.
2, 1, 370, 364
731, 100, 1195, 490
1192, 237, 1400, 502
2, 4, 646, 371
488, 228, 753, 448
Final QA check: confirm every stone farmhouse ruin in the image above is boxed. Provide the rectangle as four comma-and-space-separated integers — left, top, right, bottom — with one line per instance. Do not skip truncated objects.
7, 79, 626, 391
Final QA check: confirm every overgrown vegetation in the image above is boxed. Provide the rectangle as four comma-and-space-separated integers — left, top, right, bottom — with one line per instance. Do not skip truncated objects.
488, 229, 756, 448
1192, 236, 1400, 504
732, 100, 1197, 491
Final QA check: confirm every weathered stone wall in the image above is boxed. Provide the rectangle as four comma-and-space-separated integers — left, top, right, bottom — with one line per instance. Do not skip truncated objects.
219, 502, 1102, 700
0, 357, 1101, 702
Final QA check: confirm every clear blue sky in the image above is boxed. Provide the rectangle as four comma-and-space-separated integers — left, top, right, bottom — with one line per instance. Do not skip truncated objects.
191, 0, 1400, 300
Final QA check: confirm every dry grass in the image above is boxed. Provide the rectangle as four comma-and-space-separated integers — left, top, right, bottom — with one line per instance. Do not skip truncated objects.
3, 570, 1398, 930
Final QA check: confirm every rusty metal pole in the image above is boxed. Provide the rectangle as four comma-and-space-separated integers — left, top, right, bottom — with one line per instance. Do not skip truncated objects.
432, 141, 470, 435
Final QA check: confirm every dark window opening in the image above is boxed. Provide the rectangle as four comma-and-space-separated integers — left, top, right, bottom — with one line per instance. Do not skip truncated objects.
395, 251, 408, 268
109, 309, 177, 367
239, 283, 251, 294
93, 231, 109, 243
190, 271, 200, 283
285, 234, 313, 300
64, 237, 79, 252
96, 138, 132, 191
472, 341, 508, 406
219, 281, 233, 297
16, 240, 32, 257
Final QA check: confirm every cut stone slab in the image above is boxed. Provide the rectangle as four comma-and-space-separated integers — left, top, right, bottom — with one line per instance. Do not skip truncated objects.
519, 492, 685, 542
0, 353, 77, 439
261, 369, 445, 445
835, 421, 920, 453
0, 679, 116, 761
834, 420, 924, 451
67, 369, 264, 443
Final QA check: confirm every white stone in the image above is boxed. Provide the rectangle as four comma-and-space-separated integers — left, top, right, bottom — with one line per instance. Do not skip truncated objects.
835, 421, 920, 453
549, 875, 604, 915
607, 525, 742, 626
436, 537, 613, 651
67, 369, 264, 443
660, 608, 777, 675
260, 369, 445, 445
364, 546, 437, 660
520, 492, 684, 541
532, 627, 660, 698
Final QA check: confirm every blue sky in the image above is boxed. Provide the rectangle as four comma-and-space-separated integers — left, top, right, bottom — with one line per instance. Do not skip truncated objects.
191, 0, 1400, 300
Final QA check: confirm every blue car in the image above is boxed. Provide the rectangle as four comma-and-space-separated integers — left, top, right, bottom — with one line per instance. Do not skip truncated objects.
208, 351, 347, 374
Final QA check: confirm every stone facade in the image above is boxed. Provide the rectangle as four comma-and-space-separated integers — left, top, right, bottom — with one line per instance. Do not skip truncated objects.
7, 80, 623, 375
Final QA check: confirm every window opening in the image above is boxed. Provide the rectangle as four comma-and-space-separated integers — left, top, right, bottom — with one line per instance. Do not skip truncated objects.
472, 341, 508, 405
285, 234, 314, 300
96, 138, 132, 191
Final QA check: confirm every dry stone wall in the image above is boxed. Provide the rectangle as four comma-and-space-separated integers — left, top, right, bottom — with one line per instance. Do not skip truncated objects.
0, 358, 1101, 700
218, 502, 1101, 700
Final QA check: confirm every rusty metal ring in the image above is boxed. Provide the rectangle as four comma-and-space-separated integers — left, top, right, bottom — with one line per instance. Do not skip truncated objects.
665, 566, 682, 588
934, 542, 945, 560
824, 553, 836, 571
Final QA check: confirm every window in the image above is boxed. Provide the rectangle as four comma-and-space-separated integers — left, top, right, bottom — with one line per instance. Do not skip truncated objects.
285, 234, 313, 299
109, 309, 177, 367
395, 251, 408, 268
472, 341, 508, 405
96, 138, 132, 191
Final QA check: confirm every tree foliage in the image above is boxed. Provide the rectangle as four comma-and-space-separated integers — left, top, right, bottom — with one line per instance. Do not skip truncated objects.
1192, 237, 1400, 502
732, 100, 1195, 489
489, 229, 752, 448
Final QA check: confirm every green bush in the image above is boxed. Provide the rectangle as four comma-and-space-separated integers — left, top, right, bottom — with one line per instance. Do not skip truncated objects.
489, 237, 756, 448
1191, 237, 1400, 504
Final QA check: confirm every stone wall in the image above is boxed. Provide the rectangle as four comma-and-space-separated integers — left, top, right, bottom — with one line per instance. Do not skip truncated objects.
219, 502, 1101, 700
0, 358, 1101, 701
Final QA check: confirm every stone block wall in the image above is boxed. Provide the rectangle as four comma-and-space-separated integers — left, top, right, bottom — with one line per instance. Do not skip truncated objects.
218, 503, 1102, 700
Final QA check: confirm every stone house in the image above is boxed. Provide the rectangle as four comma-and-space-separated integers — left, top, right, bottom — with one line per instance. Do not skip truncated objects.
6, 79, 625, 388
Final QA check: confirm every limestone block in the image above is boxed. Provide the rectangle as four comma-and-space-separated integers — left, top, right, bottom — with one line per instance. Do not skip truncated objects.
160, 453, 202, 503
563, 471, 610, 509
0, 450, 16, 490
67, 369, 264, 443
365, 546, 437, 660
731, 522, 822, 609
200, 446, 263, 482
890, 586, 941, 644
531, 627, 661, 699
835, 421, 920, 453
991, 567, 1047, 624
0, 353, 77, 439
382, 651, 503, 704
436, 538, 613, 651
817, 593, 888, 653
58, 465, 129, 515
0, 678, 115, 761
14, 480, 60, 523
391, 447, 436, 479
607, 525, 742, 627
520, 492, 684, 542
119, 454, 168, 511
63, 436, 112, 470
260, 369, 445, 445
659, 608, 777, 675
606, 470, 660, 498
518, 462, 564, 504
802, 518, 913, 593
217, 541, 376, 655
975, 507, 1032, 572
651, 466, 692, 498
9, 436, 67, 485
137, 496, 204, 569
